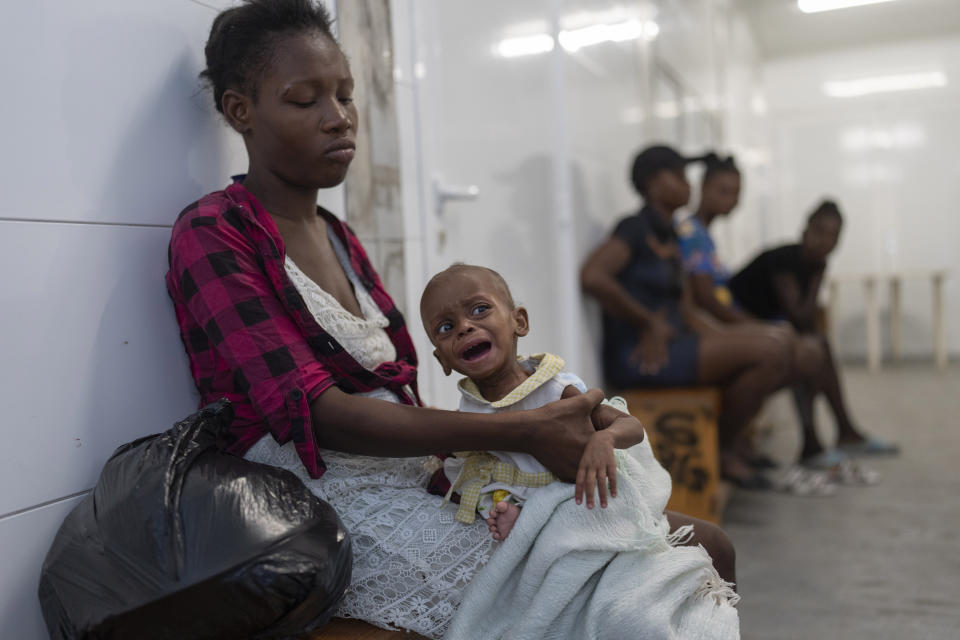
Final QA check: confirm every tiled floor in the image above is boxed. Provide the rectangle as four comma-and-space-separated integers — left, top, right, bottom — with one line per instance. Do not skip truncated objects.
724, 363, 960, 640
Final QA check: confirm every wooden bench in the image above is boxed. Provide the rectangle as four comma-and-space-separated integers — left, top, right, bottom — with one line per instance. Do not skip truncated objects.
309, 618, 428, 639
619, 388, 726, 524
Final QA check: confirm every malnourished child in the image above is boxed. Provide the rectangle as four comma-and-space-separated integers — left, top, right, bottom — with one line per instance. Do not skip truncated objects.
418, 264, 741, 639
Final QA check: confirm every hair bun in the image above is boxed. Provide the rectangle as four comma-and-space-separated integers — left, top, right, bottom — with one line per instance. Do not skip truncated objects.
699, 151, 721, 165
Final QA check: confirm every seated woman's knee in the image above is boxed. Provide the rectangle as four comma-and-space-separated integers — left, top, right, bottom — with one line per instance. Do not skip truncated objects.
794, 334, 826, 378
765, 322, 796, 345
693, 520, 736, 582
699, 520, 734, 556
753, 331, 792, 378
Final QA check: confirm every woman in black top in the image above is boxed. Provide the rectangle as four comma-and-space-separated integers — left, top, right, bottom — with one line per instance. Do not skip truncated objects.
730, 201, 900, 464
582, 145, 794, 486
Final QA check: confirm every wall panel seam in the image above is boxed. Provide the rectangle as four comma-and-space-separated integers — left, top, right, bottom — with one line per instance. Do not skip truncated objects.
0, 489, 91, 523
0, 217, 172, 230
187, 0, 219, 12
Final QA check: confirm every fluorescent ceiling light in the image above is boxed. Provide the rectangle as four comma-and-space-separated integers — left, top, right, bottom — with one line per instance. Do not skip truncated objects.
840, 123, 926, 151
496, 20, 658, 58
798, 0, 898, 13
496, 34, 555, 58
823, 71, 947, 97
559, 20, 658, 52
654, 101, 680, 119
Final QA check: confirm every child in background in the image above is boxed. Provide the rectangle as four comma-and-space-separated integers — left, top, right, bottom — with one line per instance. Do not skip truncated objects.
419, 263, 647, 541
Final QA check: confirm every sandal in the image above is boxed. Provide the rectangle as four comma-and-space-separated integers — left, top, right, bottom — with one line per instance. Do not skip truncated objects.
829, 459, 880, 486
800, 448, 847, 470
772, 466, 837, 497
746, 454, 779, 470
836, 436, 900, 457
721, 454, 772, 490
726, 472, 772, 491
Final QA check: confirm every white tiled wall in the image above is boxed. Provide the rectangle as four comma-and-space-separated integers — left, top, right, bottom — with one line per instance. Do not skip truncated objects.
1, 0, 248, 227
393, 0, 769, 406
0, 222, 199, 516
1, 497, 87, 638
0, 1, 251, 636
763, 36, 960, 360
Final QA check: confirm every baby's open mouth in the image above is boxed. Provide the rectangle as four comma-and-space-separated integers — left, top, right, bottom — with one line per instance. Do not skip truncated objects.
461, 341, 492, 362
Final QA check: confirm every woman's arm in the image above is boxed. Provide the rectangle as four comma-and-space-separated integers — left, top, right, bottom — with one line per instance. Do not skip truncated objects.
681, 275, 724, 335
312, 386, 604, 481
688, 272, 754, 324
581, 236, 674, 371
772, 270, 823, 332
581, 237, 656, 329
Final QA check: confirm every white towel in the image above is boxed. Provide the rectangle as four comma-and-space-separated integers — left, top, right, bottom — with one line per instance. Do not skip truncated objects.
444, 441, 741, 640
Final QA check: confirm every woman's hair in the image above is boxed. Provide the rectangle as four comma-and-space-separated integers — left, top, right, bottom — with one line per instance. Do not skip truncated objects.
630, 145, 688, 196
807, 199, 843, 225
200, 0, 337, 113
694, 152, 739, 185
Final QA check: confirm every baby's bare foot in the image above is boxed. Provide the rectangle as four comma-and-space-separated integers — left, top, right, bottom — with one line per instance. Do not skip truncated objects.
486, 501, 521, 541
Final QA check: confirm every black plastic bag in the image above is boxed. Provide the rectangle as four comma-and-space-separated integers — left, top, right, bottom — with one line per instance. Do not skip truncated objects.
38, 399, 351, 639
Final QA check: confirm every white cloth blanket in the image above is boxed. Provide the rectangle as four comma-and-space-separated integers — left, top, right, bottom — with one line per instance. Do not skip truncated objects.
444, 441, 741, 640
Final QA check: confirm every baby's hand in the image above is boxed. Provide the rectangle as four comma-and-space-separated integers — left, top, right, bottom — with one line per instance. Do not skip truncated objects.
575, 430, 617, 509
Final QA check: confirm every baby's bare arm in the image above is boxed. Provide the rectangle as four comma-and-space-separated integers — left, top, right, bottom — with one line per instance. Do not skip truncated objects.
561, 385, 644, 447
576, 430, 617, 508
562, 385, 645, 508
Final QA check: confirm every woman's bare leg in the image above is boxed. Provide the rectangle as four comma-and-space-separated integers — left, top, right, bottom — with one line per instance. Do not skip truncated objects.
726, 328, 833, 461
666, 511, 736, 586
792, 383, 825, 458
816, 337, 865, 444
696, 329, 790, 483
789, 334, 829, 458
697, 330, 791, 447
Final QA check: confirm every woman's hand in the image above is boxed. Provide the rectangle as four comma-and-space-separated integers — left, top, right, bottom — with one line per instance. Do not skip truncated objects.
630, 309, 675, 374
530, 388, 605, 481
576, 430, 617, 509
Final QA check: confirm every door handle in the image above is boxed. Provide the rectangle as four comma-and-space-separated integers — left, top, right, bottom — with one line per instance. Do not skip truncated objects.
433, 178, 480, 216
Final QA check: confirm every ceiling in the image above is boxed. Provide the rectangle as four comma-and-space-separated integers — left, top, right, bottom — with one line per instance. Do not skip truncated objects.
737, 0, 960, 59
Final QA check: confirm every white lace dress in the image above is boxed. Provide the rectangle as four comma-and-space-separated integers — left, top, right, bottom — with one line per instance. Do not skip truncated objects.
242, 233, 494, 639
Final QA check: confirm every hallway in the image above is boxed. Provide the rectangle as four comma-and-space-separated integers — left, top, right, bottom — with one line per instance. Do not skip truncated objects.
725, 364, 960, 639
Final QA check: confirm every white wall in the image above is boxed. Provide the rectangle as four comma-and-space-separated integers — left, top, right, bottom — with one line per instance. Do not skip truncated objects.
1, 2, 244, 636
392, 0, 770, 406
763, 36, 960, 360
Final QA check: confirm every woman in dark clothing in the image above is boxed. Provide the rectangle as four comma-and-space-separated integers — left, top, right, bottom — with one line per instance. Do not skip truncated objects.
581, 145, 791, 486
730, 201, 900, 465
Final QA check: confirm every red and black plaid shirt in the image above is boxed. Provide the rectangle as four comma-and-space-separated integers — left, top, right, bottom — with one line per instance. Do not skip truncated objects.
166, 181, 421, 478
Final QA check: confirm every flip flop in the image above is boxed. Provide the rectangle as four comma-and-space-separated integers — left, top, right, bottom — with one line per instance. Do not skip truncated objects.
837, 436, 900, 457
746, 454, 779, 470
829, 459, 881, 486
800, 448, 848, 470
772, 466, 837, 497
724, 471, 772, 491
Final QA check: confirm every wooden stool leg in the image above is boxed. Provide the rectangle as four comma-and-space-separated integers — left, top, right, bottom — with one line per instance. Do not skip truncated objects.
933, 272, 947, 371
889, 276, 902, 363
864, 276, 881, 372
826, 279, 839, 344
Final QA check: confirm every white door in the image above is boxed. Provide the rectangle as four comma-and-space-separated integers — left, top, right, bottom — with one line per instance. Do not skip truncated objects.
406, 0, 566, 409
398, 1, 657, 407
